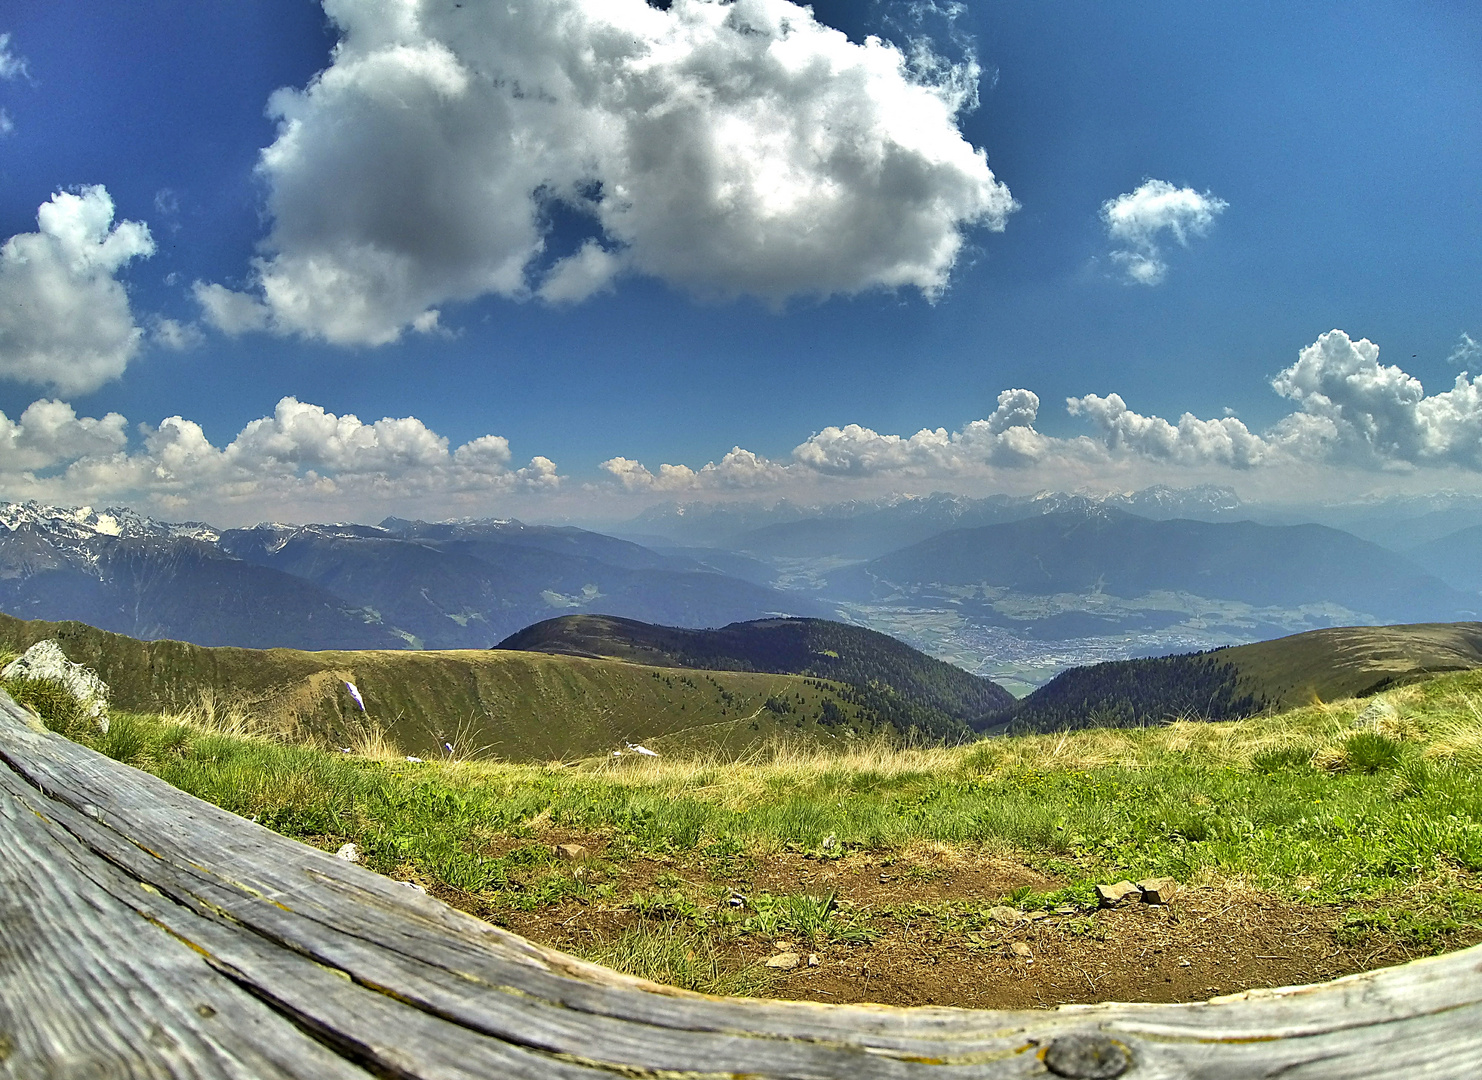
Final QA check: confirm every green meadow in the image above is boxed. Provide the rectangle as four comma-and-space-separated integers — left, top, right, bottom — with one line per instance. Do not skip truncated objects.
13, 666, 1482, 997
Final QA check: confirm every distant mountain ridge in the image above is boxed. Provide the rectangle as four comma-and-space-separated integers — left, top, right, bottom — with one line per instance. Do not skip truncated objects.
627, 485, 1247, 558
498, 614, 1014, 740
830, 507, 1478, 627
0, 502, 828, 651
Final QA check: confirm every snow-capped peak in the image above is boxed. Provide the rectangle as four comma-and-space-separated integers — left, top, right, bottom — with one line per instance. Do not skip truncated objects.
0, 501, 219, 543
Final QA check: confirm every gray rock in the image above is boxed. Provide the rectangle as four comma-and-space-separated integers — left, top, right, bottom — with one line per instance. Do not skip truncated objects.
1095, 881, 1141, 907
2, 640, 110, 732
1354, 700, 1397, 728
1136, 877, 1179, 905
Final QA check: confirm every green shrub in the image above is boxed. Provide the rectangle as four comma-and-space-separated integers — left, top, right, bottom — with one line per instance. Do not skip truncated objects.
1344, 731, 1402, 773
1251, 744, 1313, 774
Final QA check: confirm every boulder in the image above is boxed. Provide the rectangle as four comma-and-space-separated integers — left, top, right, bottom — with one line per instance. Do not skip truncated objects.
2, 640, 111, 732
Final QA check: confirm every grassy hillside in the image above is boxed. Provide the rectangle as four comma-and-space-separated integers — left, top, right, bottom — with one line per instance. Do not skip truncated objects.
18, 666, 1482, 1009
0, 613, 891, 761
498, 615, 1014, 739
1004, 621, 1482, 732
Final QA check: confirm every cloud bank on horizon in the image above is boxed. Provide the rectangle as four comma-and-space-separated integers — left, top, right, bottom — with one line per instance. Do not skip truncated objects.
192, 0, 1015, 344
3, 329, 1481, 524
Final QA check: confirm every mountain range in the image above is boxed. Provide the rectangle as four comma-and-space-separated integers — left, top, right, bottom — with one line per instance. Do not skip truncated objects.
2, 492, 1479, 694
830, 508, 1478, 627
0, 502, 823, 650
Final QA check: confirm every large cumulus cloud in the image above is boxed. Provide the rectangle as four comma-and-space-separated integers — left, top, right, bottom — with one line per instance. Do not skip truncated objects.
0, 187, 155, 393
0, 396, 559, 523
196, 0, 1015, 344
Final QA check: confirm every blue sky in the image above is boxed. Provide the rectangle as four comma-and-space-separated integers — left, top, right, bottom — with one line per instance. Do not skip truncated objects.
0, 0, 1479, 525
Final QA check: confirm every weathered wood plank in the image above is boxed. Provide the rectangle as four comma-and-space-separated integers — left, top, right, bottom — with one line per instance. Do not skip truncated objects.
2, 690, 1481, 1078
0, 770, 372, 1079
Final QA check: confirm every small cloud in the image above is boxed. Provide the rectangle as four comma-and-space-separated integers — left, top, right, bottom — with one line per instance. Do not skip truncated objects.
193, 281, 272, 335
0, 33, 29, 82
1101, 179, 1227, 285
1449, 332, 1480, 368
538, 241, 624, 304
149, 317, 205, 351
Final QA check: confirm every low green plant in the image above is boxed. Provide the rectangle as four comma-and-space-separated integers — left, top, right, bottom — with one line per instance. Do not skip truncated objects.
589, 921, 769, 997
4, 675, 92, 737
1251, 744, 1314, 774
1344, 731, 1403, 773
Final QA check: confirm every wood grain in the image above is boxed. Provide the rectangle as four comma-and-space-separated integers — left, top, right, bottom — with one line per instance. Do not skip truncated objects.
2, 690, 1480, 1078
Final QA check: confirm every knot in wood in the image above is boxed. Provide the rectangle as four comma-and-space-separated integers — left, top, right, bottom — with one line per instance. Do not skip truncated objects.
1044, 1033, 1132, 1078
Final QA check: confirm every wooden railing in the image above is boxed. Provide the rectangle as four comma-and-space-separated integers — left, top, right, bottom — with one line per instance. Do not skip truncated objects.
2, 690, 1479, 1079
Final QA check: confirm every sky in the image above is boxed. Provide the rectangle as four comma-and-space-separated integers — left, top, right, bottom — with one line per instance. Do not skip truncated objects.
0, 0, 1479, 527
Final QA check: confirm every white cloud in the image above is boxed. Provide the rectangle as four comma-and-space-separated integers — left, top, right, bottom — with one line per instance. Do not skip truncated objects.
0, 399, 128, 472
197, 0, 1015, 344
599, 332, 1482, 505
1101, 179, 1227, 285
601, 446, 787, 491
0, 33, 27, 81
0, 186, 156, 393
1269, 329, 1482, 468
1066, 393, 1270, 468
150, 317, 205, 351
0, 395, 561, 524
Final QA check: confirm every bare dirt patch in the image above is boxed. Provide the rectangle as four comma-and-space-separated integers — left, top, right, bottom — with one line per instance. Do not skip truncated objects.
420, 833, 1482, 1009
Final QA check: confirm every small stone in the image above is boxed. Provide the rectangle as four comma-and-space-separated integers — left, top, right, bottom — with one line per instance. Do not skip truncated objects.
1354, 700, 1397, 728
335, 843, 360, 863
398, 880, 427, 893
1095, 881, 1141, 908
773, 940, 794, 951
727, 892, 746, 908
1136, 877, 1179, 905
766, 952, 801, 969
1178, 958, 1191, 967
1044, 1033, 1132, 1079
1010, 942, 1033, 959
988, 905, 1024, 925
554, 843, 587, 861
821, 832, 837, 851
1054, 904, 1078, 915
808, 953, 820, 967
